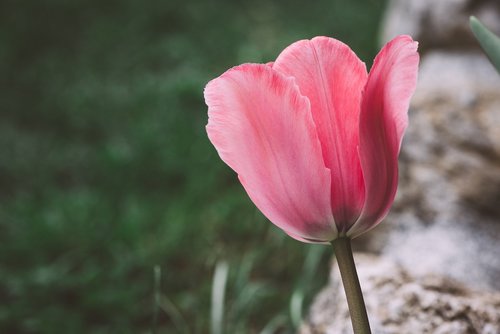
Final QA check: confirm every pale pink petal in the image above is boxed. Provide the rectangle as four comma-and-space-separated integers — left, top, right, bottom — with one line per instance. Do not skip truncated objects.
283, 230, 331, 244
273, 37, 368, 232
205, 64, 337, 241
348, 35, 419, 238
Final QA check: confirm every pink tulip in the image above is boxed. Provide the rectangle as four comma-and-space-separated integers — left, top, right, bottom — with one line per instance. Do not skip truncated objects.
205, 35, 419, 243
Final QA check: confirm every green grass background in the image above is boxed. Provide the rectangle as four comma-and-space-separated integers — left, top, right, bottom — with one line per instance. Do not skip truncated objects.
0, 0, 386, 332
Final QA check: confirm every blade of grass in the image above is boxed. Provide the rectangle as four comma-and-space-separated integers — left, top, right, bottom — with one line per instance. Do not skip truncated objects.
153, 265, 191, 333
260, 314, 288, 334
152, 265, 161, 334
211, 260, 229, 334
289, 290, 304, 327
157, 293, 191, 334
289, 245, 328, 327
470, 16, 500, 73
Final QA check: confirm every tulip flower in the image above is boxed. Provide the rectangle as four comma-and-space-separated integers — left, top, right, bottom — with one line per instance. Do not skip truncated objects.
204, 35, 419, 334
205, 35, 418, 242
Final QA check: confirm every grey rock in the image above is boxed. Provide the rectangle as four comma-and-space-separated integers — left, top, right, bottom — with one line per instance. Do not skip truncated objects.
380, 0, 500, 50
299, 254, 500, 334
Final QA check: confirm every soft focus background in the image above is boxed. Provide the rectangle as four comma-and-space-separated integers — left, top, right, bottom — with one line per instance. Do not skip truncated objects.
0, 0, 387, 333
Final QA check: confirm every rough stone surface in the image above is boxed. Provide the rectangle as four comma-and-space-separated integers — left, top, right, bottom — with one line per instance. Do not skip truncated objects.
300, 254, 500, 334
354, 51, 500, 291
380, 0, 500, 50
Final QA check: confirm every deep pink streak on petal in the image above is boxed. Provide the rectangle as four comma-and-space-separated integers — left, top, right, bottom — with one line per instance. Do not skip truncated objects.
348, 35, 419, 238
273, 37, 368, 232
205, 64, 337, 242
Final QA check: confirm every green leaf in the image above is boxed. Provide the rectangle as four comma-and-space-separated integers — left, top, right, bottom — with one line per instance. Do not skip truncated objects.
470, 16, 500, 73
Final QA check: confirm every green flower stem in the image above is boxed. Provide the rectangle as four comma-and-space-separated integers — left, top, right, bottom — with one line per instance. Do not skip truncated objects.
331, 237, 371, 334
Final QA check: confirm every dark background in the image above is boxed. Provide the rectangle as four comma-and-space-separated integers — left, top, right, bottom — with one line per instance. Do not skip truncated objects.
0, 0, 387, 332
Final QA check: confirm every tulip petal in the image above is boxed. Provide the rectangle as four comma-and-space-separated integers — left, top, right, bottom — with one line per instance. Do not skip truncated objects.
205, 64, 337, 241
349, 35, 419, 238
283, 230, 331, 244
273, 37, 368, 232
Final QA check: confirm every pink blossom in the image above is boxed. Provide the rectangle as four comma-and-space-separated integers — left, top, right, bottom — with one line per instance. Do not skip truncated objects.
204, 35, 419, 243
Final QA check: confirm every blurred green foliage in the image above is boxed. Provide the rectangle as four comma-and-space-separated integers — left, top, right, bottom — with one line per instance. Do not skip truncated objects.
0, 0, 386, 332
